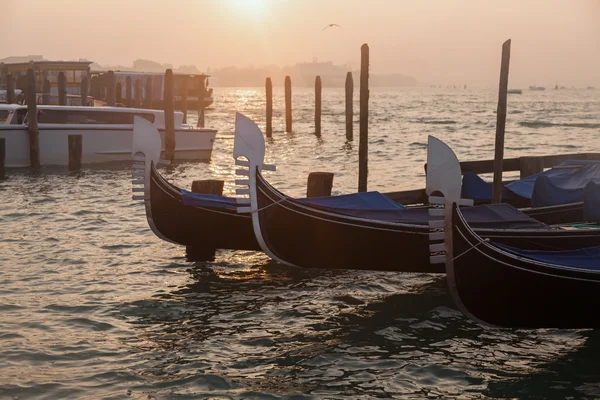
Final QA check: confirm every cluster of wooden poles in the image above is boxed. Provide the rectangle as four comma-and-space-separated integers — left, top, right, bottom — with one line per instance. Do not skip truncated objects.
262, 44, 371, 193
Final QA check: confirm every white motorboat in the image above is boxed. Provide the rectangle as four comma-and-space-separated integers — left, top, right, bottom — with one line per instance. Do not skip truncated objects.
0, 105, 216, 167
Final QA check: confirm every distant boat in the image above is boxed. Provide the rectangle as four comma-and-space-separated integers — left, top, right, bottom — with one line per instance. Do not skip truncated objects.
529, 86, 546, 91
507, 89, 522, 94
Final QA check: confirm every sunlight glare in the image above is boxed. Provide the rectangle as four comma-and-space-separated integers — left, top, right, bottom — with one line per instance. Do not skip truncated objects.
230, 0, 269, 15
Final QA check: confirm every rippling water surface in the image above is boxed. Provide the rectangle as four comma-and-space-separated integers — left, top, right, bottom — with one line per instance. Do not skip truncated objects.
2, 87, 600, 399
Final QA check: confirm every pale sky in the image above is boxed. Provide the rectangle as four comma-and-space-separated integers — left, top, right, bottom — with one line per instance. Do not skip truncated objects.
2, 0, 599, 86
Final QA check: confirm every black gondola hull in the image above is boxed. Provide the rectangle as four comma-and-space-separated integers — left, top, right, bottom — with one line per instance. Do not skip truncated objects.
449, 204, 600, 328
253, 170, 600, 272
148, 164, 259, 250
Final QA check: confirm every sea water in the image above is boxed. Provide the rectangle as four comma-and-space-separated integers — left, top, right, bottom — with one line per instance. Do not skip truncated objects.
1, 87, 599, 399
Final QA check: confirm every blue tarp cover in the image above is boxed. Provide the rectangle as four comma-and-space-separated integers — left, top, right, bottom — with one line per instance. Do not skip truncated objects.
461, 160, 600, 206
180, 189, 405, 211
180, 189, 546, 229
332, 203, 547, 229
584, 181, 600, 222
493, 242, 600, 270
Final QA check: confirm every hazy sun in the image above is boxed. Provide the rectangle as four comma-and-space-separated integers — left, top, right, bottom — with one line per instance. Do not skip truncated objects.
230, 0, 269, 15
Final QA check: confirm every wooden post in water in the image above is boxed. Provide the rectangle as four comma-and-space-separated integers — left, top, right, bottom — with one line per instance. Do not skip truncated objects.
134, 79, 143, 108
265, 77, 273, 138
345, 72, 354, 141
115, 82, 123, 105
80, 77, 89, 106
68, 135, 82, 171
42, 79, 51, 105
358, 44, 370, 192
191, 180, 224, 195
307, 172, 334, 197
186, 179, 224, 261
58, 71, 67, 106
315, 76, 322, 136
6, 73, 15, 104
26, 69, 40, 168
491, 39, 511, 204
284, 76, 292, 132
90, 76, 97, 100
106, 70, 116, 106
144, 76, 153, 109
519, 156, 544, 179
197, 76, 206, 128
164, 69, 176, 162
125, 76, 132, 107
181, 77, 188, 124
0, 138, 5, 179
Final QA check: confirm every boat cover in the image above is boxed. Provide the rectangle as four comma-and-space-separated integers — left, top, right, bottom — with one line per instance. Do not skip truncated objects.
180, 189, 405, 211
461, 172, 522, 203
180, 190, 546, 229
584, 181, 600, 222
493, 242, 600, 270
296, 203, 548, 230
461, 160, 600, 206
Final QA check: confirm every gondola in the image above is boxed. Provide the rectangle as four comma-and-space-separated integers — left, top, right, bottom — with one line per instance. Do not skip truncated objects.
428, 135, 600, 328
131, 115, 597, 260
443, 202, 600, 328
235, 114, 600, 272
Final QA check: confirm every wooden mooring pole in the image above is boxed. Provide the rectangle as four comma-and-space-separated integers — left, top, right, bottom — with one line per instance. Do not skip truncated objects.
197, 76, 206, 128
307, 172, 334, 197
285, 76, 292, 132
0, 138, 5, 179
181, 77, 188, 124
491, 39, 511, 204
58, 71, 67, 106
125, 76, 132, 107
26, 69, 40, 168
315, 76, 322, 136
164, 69, 176, 162
519, 156, 544, 179
358, 44, 369, 192
265, 77, 273, 138
80, 77, 89, 106
68, 135, 82, 171
6, 73, 15, 104
345, 72, 354, 141
134, 79, 143, 108
115, 82, 123, 105
144, 77, 153, 109
186, 179, 224, 261
106, 70, 116, 106
42, 79, 51, 105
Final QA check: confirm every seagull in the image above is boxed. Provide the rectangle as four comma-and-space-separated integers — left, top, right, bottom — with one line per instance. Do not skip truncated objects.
322, 24, 341, 31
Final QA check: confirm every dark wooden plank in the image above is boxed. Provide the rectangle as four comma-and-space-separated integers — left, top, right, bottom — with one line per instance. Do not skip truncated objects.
345, 71, 353, 141
358, 43, 369, 192
58, 71, 67, 106
315, 76, 322, 136
26, 69, 40, 168
0, 138, 5, 178
265, 77, 272, 138
307, 172, 333, 197
163, 69, 175, 162
80, 77, 89, 106
285, 76, 292, 132
68, 135, 82, 171
125, 76, 132, 107
42, 79, 51, 105
492, 39, 511, 203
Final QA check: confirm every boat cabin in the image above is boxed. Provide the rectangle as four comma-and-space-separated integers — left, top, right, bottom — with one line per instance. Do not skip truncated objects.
0, 61, 92, 95
0, 104, 185, 129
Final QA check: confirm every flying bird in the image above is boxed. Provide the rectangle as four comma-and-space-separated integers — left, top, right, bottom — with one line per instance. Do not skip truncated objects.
322, 24, 341, 31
